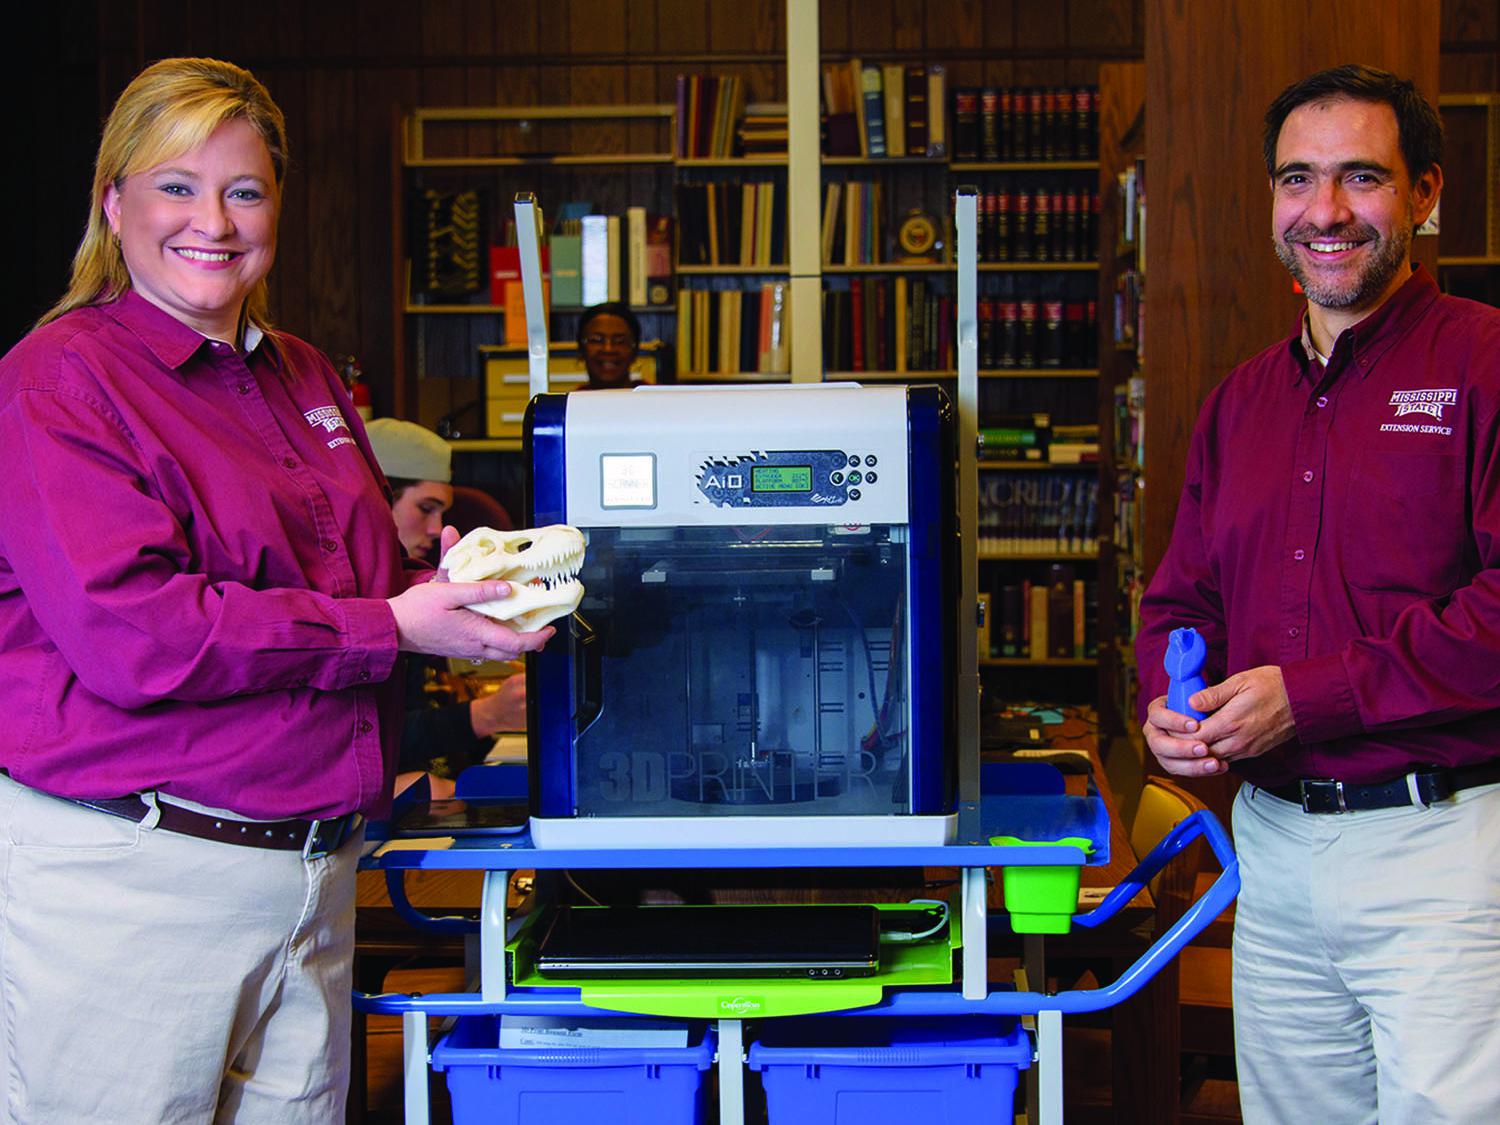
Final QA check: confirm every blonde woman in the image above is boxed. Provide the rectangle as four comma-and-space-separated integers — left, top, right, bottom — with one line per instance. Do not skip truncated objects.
0, 57, 552, 1122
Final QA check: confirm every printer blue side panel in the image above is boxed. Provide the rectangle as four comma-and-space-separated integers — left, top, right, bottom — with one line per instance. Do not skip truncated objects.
905, 385, 958, 815
524, 394, 574, 818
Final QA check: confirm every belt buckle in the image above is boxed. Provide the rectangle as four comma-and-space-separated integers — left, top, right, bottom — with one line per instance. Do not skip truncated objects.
1299, 778, 1346, 814
302, 814, 357, 860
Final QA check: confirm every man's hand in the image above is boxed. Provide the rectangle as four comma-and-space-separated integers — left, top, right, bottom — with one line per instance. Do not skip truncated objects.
1143, 664, 1295, 777
1143, 695, 1224, 778
387, 580, 553, 661
1191, 665, 1295, 763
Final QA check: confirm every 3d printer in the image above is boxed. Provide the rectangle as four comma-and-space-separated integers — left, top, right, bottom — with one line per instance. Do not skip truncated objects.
525, 383, 957, 847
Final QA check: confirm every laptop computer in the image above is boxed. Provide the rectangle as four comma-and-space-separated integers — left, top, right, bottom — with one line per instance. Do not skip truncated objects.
533, 904, 882, 980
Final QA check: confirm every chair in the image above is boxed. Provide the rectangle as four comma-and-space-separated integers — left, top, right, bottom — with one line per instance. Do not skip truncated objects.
1063, 776, 1237, 1123
1131, 777, 1237, 1121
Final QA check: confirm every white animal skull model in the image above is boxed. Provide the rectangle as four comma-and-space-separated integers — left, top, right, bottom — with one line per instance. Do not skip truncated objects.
442, 524, 586, 632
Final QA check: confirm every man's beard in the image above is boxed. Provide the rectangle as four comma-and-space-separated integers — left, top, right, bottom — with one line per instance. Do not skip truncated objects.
1272, 220, 1412, 310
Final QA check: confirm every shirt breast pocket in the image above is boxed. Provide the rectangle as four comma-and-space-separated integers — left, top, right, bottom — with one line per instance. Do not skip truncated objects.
1341, 449, 1464, 596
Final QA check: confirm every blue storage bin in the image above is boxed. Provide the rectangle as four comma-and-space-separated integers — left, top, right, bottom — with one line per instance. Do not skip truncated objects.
431, 1016, 716, 1125
747, 1017, 1032, 1125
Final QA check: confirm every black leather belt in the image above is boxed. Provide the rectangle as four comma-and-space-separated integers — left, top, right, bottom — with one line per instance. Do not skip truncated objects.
1261, 760, 1500, 814
64, 793, 361, 859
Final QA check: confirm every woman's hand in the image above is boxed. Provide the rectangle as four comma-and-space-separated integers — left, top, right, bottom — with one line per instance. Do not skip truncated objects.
387, 581, 553, 661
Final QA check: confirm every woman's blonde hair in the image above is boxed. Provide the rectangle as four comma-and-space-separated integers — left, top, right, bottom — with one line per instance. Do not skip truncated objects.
38, 57, 288, 329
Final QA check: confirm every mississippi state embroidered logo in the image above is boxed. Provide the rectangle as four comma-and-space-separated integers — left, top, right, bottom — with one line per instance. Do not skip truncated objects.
303, 405, 355, 449
1388, 389, 1456, 421
1380, 389, 1457, 436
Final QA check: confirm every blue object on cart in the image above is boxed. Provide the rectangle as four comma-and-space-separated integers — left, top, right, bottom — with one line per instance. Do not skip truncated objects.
1165, 626, 1208, 721
431, 1016, 716, 1125
748, 1016, 1031, 1125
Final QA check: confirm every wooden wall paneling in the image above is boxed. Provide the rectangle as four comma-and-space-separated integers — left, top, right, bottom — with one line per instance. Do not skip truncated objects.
924, 0, 986, 51
658, 0, 709, 57
301, 0, 359, 62
493, 0, 542, 56
303, 69, 361, 362
709, 0, 784, 54
537, 67, 573, 152
537, 0, 574, 56
846, 0, 897, 51
1440, 105, 1492, 258
266, 67, 310, 340
356, 66, 414, 418
890, 0, 925, 51
1070, 0, 1139, 52
356, 0, 422, 60
1015, 0, 1066, 51
576, 0, 632, 53
625, 0, 660, 54
1142, 0, 1439, 582
819, 0, 850, 54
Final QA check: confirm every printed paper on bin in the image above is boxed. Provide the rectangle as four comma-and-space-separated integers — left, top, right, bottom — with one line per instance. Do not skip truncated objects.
499, 1015, 689, 1049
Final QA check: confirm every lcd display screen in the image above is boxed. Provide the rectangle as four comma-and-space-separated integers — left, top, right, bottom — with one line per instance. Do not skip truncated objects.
752, 465, 812, 493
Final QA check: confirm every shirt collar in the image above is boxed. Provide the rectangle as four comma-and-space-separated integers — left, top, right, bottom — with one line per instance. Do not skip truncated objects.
104, 290, 278, 370
1286, 265, 1440, 382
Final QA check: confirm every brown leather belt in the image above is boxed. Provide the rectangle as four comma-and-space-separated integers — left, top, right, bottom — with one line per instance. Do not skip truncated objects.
64, 793, 361, 859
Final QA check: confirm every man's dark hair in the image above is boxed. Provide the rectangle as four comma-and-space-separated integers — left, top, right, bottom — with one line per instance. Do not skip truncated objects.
576, 301, 641, 350
1263, 64, 1443, 179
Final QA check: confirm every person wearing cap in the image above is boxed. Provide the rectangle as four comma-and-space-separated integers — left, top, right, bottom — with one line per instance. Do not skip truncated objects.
366, 418, 527, 793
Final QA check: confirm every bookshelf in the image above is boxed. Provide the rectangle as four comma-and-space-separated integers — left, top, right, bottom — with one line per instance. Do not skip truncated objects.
1436, 92, 1500, 308
1096, 62, 1148, 736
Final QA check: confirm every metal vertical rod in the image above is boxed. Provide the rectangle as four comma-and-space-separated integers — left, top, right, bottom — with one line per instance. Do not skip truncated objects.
514, 192, 551, 397
785, 0, 821, 380
954, 186, 981, 805
961, 865, 988, 999
402, 1010, 430, 1125
1037, 1009, 1064, 1125
717, 1018, 745, 1125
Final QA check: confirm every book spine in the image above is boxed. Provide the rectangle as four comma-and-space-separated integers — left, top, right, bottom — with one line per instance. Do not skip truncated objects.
953, 87, 979, 161
860, 63, 886, 157
980, 87, 1000, 161
627, 206, 647, 307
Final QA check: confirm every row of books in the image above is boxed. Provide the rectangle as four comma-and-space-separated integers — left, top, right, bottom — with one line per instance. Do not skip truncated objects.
674, 74, 746, 159
822, 59, 948, 159
976, 297, 1099, 371
953, 87, 1099, 163
1113, 375, 1145, 474
737, 111, 789, 157
676, 181, 786, 267
984, 568, 1100, 660
978, 471, 1100, 553
489, 210, 673, 337
822, 277, 951, 373
820, 180, 885, 265
975, 185, 1100, 263
675, 282, 790, 375
979, 416, 1102, 464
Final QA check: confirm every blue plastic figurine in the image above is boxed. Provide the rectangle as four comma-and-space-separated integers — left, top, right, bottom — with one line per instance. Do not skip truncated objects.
1164, 627, 1208, 722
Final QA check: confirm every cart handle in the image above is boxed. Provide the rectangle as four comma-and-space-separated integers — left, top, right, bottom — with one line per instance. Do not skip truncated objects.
385, 868, 480, 936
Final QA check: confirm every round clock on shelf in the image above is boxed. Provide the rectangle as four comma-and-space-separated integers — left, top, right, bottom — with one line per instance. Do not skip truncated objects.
896, 208, 941, 262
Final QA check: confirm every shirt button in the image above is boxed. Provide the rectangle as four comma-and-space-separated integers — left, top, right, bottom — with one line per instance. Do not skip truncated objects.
1302, 470, 1314, 483
1294, 549, 1305, 560
237, 383, 250, 395
321, 539, 338, 553
282, 457, 297, 470
1289, 627, 1300, 638
358, 669, 370, 681
357, 720, 373, 733
1316, 396, 1329, 408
